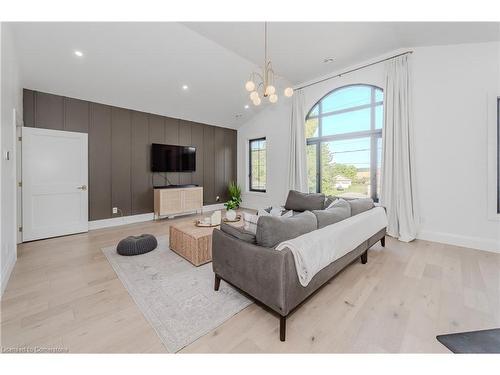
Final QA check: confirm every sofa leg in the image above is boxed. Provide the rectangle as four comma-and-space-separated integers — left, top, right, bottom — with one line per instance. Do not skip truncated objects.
380, 236, 385, 247
214, 274, 221, 291
361, 250, 368, 264
280, 316, 286, 342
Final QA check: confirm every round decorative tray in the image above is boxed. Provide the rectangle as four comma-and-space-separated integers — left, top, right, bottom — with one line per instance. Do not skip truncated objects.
195, 220, 220, 227
223, 215, 241, 223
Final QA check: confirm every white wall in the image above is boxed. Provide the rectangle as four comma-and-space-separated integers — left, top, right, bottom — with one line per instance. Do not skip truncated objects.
0, 23, 22, 296
237, 42, 500, 253
237, 100, 291, 209
412, 42, 500, 252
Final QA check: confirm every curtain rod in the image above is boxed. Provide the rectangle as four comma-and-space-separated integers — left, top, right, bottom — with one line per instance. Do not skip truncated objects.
294, 50, 414, 91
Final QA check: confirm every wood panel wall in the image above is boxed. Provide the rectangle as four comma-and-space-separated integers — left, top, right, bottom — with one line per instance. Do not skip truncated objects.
23, 89, 238, 220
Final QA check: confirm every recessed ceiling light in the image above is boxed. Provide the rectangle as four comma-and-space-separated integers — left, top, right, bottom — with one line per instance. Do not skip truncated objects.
74, 50, 83, 57
182, 85, 189, 90
244, 104, 249, 109
323, 57, 335, 63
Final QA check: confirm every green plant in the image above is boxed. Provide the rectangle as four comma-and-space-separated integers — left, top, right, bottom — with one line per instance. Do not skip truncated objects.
224, 181, 242, 210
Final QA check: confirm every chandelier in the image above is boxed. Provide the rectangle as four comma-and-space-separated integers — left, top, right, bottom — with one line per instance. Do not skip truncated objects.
245, 22, 294, 106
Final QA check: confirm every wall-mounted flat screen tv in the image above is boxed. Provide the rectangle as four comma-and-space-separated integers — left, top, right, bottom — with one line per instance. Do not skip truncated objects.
151, 143, 196, 172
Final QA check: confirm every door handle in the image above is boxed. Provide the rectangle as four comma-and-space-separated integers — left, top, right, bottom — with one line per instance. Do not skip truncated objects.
77, 185, 87, 191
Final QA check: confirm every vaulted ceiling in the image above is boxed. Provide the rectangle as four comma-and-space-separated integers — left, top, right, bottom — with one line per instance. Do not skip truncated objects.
10, 22, 500, 129
184, 22, 500, 85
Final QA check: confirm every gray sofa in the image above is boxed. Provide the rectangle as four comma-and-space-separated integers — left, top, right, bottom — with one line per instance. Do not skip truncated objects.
212, 191, 386, 341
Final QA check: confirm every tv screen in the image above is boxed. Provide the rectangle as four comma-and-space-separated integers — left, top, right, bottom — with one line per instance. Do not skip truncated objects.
151, 143, 196, 172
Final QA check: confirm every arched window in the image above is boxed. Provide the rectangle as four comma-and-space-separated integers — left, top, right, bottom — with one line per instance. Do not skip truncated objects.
306, 84, 383, 199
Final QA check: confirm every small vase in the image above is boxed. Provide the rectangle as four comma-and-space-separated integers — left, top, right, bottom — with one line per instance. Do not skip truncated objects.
226, 209, 237, 221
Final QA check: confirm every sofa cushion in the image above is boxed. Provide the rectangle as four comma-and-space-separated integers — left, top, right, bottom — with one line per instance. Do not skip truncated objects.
284, 190, 325, 212
220, 222, 257, 244
256, 211, 317, 248
348, 198, 375, 216
313, 199, 351, 229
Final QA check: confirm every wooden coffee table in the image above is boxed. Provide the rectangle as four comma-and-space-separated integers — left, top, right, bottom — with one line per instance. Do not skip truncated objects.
169, 217, 243, 266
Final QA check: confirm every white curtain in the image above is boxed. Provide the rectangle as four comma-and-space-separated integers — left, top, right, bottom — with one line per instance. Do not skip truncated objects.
287, 90, 308, 192
380, 54, 418, 242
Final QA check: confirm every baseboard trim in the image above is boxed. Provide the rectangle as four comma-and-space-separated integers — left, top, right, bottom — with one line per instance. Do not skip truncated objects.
89, 213, 155, 230
417, 230, 500, 254
89, 204, 226, 231
1, 252, 17, 298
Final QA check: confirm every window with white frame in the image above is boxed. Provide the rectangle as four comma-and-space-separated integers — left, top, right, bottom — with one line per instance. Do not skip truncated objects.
305, 84, 383, 200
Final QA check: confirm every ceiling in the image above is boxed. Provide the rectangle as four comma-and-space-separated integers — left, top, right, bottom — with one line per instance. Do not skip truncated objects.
184, 22, 500, 85
10, 22, 258, 128
10, 22, 500, 129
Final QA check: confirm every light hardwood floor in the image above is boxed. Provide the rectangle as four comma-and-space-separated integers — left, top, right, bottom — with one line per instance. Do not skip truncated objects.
1, 213, 499, 353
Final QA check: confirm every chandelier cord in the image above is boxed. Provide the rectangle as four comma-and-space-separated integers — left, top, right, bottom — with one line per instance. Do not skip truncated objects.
264, 22, 267, 88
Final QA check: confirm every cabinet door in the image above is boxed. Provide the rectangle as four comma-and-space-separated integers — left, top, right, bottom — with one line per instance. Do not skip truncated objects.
183, 188, 203, 211
160, 189, 183, 215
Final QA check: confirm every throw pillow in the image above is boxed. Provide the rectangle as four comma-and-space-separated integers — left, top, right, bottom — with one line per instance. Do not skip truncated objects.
324, 195, 337, 209
243, 212, 259, 233
263, 206, 287, 216
348, 198, 375, 216
284, 190, 325, 212
263, 206, 294, 217
256, 211, 317, 248
325, 197, 343, 209
312, 199, 351, 229
220, 222, 257, 244
257, 208, 272, 217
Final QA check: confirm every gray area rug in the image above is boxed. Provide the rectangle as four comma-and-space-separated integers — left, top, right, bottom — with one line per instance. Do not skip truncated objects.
102, 235, 252, 352
436, 328, 500, 353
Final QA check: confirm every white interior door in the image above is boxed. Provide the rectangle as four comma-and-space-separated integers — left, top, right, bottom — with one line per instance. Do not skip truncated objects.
22, 127, 88, 241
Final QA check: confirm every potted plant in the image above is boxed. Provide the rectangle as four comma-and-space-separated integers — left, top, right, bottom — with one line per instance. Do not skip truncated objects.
224, 181, 242, 221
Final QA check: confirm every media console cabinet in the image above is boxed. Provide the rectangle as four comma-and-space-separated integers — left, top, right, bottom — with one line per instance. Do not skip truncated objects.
153, 185, 203, 219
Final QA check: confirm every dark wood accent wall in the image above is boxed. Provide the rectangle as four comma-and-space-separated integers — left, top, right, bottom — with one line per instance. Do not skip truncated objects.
23, 89, 237, 221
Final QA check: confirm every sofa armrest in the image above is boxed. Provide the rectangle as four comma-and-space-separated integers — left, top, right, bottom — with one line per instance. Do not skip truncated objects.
212, 228, 291, 315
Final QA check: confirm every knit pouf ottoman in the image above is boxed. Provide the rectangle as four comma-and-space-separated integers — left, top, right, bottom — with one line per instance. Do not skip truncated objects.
116, 234, 158, 256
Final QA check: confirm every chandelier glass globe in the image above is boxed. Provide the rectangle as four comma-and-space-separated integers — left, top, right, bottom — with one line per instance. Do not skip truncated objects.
284, 87, 294, 97
250, 91, 259, 101
245, 81, 256, 92
269, 94, 278, 103
253, 97, 262, 106
265, 85, 276, 96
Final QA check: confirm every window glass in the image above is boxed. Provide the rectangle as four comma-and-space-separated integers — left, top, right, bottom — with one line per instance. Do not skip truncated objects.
309, 104, 319, 117
305, 85, 383, 200
249, 138, 266, 191
320, 138, 371, 198
375, 104, 383, 129
322, 107, 371, 136
307, 144, 317, 193
305, 117, 319, 138
321, 85, 372, 113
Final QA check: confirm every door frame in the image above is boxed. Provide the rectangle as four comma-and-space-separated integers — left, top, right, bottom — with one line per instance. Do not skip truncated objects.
16, 113, 23, 244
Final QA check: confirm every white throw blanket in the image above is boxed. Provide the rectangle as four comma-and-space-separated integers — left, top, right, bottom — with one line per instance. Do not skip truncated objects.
275, 207, 388, 287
